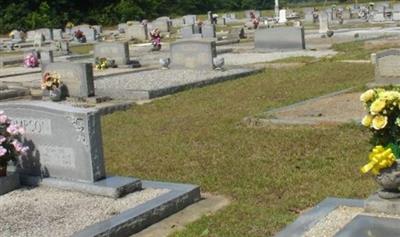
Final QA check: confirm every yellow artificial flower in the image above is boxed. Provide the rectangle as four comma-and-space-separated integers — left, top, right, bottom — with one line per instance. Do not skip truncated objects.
362, 115, 373, 127
361, 145, 396, 175
380, 91, 400, 101
372, 115, 388, 130
370, 99, 386, 114
360, 89, 375, 103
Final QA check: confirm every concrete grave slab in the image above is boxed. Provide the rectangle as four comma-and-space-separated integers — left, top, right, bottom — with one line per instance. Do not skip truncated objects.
335, 215, 400, 237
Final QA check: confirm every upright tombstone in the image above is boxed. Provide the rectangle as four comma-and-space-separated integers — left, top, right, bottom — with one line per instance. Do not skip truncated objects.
151, 20, 171, 32
60, 41, 70, 54
36, 28, 53, 41
118, 23, 128, 33
92, 25, 102, 34
4, 102, 105, 183
319, 11, 329, 34
81, 28, 97, 41
94, 42, 130, 65
202, 24, 216, 38
304, 8, 314, 22
126, 24, 148, 41
26, 30, 36, 41
1, 101, 141, 198
52, 29, 63, 40
393, 4, 400, 20
373, 49, 400, 86
43, 63, 95, 98
181, 24, 195, 38
278, 9, 288, 23
40, 50, 54, 66
183, 15, 196, 25
170, 39, 217, 70
255, 27, 305, 51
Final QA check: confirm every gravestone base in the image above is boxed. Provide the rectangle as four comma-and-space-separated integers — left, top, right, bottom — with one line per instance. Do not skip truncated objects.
0, 172, 20, 195
20, 174, 142, 198
364, 192, 400, 215
118, 60, 141, 68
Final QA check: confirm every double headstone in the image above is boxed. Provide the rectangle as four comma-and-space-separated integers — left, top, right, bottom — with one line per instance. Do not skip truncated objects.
1, 101, 141, 198
255, 27, 305, 51
170, 39, 217, 70
94, 42, 130, 66
373, 49, 400, 86
42, 62, 95, 98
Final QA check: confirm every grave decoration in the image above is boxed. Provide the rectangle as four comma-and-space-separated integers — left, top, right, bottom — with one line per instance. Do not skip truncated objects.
24, 53, 39, 68
0, 111, 29, 176
360, 88, 400, 198
74, 30, 86, 43
95, 57, 115, 70
41, 72, 64, 101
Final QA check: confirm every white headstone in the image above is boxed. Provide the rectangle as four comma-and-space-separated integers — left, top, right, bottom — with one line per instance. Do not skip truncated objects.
278, 9, 287, 23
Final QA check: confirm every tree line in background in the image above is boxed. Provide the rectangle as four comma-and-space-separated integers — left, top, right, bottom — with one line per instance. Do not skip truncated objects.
0, 0, 339, 34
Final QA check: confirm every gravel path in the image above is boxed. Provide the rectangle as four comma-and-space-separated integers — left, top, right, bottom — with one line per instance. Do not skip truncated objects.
303, 206, 363, 237
0, 186, 169, 237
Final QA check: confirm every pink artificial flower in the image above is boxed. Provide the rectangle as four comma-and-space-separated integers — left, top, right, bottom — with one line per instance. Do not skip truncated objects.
0, 146, 6, 157
12, 140, 23, 152
6, 124, 20, 135
0, 135, 5, 143
0, 114, 8, 124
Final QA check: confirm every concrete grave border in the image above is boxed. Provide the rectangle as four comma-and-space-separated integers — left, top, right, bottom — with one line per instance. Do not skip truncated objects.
73, 180, 201, 237
274, 197, 364, 237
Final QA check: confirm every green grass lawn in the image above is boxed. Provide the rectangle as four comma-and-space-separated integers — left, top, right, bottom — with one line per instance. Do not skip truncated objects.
102, 53, 376, 236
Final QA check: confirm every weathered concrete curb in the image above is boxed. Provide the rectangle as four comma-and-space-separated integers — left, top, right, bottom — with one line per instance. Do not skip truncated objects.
72, 180, 201, 237
243, 87, 358, 127
274, 197, 364, 237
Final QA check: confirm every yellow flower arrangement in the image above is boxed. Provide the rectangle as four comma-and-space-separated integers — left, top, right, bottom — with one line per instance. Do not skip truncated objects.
360, 89, 375, 103
372, 115, 388, 130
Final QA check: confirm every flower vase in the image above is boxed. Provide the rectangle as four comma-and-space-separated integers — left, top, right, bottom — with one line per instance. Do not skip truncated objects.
375, 163, 400, 199
0, 166, 7, 177
49, 87, 62, 102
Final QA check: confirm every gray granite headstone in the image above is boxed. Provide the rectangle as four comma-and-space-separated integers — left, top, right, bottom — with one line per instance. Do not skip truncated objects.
40, 50, 54, 65
126, 24, 148, 41
151, 20, 171, 32
43, 63, 95, 98
181, 24, 194, 38
183, 15, 196, 25
1, 101, 106, 183
36, 28, 53, 41
52, 29, 63, 40
255, 27, 305, 51
374, 49, 400, 85
118, 23, 127, 33
94, 42, 129, 65
170, 39, 216, 70
202, 24, 216, 38
60, 41, 70, 54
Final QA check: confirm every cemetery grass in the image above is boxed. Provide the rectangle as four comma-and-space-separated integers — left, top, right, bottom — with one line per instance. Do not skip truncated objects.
102, 61, 376, 237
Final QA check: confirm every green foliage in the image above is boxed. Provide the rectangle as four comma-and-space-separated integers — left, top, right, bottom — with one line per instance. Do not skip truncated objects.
0, 0, 329, 34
